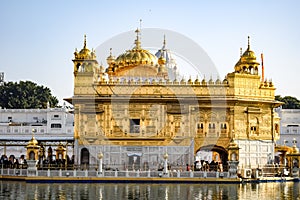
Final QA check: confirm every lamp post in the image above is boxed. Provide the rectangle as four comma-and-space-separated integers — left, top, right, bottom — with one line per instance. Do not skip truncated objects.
293, 138, 297, 147
98, 152, 103, 174
163, 152, 168, 175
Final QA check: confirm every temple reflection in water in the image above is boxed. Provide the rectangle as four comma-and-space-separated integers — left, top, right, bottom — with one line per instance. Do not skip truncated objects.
1, 181, 299, 200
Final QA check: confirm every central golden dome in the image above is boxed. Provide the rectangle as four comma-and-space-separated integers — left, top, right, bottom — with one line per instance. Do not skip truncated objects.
114, 29, 158, 66
115, 49, 158, 65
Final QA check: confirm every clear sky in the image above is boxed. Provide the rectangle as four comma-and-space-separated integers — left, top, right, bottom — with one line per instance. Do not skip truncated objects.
1, 1, 299, 105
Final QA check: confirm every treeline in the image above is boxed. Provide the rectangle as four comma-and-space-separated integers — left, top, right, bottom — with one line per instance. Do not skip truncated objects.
275, 95, 300, 109
0, 80, 58, 109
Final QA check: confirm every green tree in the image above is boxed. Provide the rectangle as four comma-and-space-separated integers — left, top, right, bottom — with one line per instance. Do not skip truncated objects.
275, 95, 300, 109
0, 81, 58, 109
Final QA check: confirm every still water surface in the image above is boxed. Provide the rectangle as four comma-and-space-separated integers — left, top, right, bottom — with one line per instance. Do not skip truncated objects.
0, 181, 300, 200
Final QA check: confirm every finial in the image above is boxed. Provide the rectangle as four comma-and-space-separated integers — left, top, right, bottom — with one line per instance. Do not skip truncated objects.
32, 128, 36, 139
134, 28, 141, 49
163, 34, 166, 48
84, 34, 87, 49
135, 28, 140, 35
109, 48, 113, 56
261, 53, 264, 82
139, 19, 142, 31
139, 19, 142, 41
247, 36, 250, 50
240, 48, 242, 57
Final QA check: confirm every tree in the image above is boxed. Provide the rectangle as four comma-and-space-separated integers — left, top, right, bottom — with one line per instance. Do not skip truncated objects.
0, 80, 58, 109
275, 95, 300, 109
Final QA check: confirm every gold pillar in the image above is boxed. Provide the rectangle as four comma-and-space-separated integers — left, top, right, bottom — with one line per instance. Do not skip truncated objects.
227, 139, 239, 161
26, 137, 40, 160
55, 142, 66, 160
286, 140, 300, 175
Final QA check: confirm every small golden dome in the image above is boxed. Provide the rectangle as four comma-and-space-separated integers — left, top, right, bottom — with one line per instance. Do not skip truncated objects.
228, 139, 238, 149
26, 137, 39, 148
79, 47, 90, 56
240, 49, 257, 63
107, 48, 115, 65
29, 137, 38, 145
243, 37, 257, 62
234, 36, 260, 72
194, 76, 200, 84
158, 56, 166, 65
222, 78, 228, 84
201, 78, 207, 85
56, 143, 66, 151
235, 50, 258, 66
74, 35, 96, 60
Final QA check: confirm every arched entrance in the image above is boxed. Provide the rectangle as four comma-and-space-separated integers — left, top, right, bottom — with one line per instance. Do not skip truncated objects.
195, 145, 228, 171
29, 151, 35, 160
80, 148, 90, 166
128, 153, 142, 170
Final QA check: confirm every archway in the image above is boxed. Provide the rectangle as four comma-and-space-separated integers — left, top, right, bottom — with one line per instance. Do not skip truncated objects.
195, 145, 228, 171
128, 153, 141, 170
80, 148, 90, 166
29, 151, 35, 160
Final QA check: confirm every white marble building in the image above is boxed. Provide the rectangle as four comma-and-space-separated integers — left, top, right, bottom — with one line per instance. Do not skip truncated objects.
276, 107, 300, 148
0, 107, 74, 159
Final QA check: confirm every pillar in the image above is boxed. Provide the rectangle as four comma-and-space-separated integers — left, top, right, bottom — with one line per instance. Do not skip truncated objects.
25, 136, 40, 176
227, 139, 240, 178
98, 152, 103, 176
163, 152, 169, 177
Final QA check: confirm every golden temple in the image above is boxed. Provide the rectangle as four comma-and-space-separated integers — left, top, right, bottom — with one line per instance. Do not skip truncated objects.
65, 29, 282, 171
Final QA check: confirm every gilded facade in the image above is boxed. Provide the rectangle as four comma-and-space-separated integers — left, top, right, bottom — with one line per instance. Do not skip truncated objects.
65, 30, 281, 170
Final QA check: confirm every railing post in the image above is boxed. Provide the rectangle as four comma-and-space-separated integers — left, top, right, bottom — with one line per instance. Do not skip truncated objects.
227, 161, 239, 178
204, 171, 207, 178
163, 152, 169, 177
216, 171, 219, 178
98, 152, 103, 174
190, 171, 194, 178
27, 160, 38, 177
